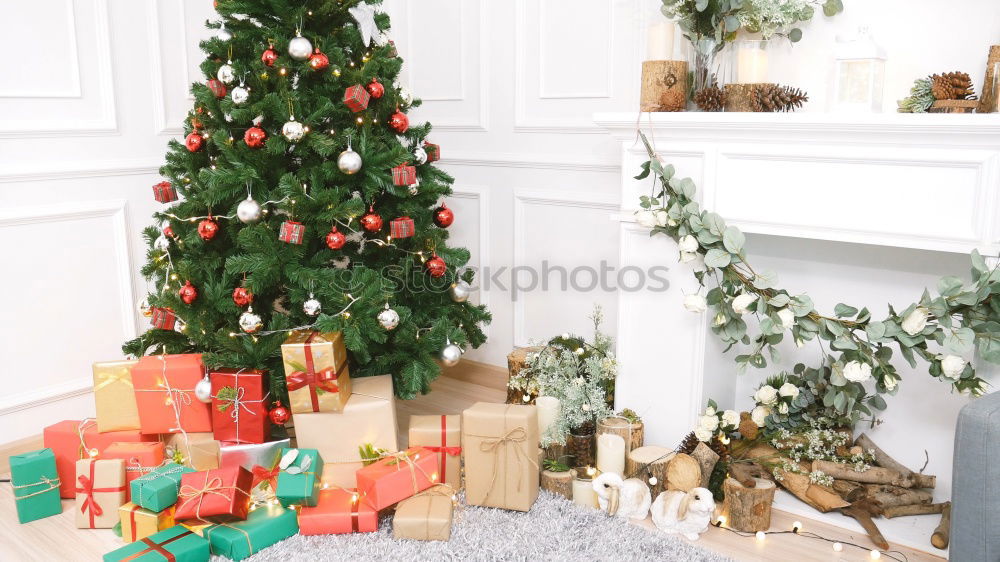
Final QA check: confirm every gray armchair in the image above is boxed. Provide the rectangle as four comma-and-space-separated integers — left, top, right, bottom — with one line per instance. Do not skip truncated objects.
951, 391, 1000, 561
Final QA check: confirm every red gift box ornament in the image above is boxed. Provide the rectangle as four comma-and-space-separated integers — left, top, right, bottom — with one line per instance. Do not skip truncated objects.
75, 460, 127, 529
424, 142, 441, 163
152, 181, 178, 204
389, 217, 415, 239
207, 79, 227, 99
151, 308, 176, 331
392, 164, 416, 187
279, 221, 306, 244
343, 85, 370, 113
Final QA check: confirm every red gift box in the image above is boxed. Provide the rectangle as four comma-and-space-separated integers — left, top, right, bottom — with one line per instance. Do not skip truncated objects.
343, 85, 370, 113
389, 217, 414, 239
278, 221, 305, 245
102, 442, 166, 500
210, 369, 270, 445
355, 447, 439, 511
151, 308, 176, 331
174, 466, 252, 522
424, 143, 440, 163
153, 181, 178, 203
43, 419, 159, 498
391, 164, 416, 187
131, 354, 213, 435
299, 488, 378, 535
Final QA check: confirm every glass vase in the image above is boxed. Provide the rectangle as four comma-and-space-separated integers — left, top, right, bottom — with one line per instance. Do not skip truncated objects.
689, 37, 733, 93
568, 429, 595, 467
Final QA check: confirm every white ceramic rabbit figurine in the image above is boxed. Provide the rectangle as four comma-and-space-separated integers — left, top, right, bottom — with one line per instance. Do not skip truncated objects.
650, 487, 715, 540
592, 472, 652, 520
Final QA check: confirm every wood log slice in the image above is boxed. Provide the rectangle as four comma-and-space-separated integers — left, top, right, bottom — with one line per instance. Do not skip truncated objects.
690, 443, 720, 488
724, 83, 771, 112
722, 477, 776, 532
640, 60, 688, 112
598, 416, 645, 460
506, 346, 544, 404
978, 46, 1000, 113
541, 468, 576, 501
666, 453, 703, 493
929, 100, 979, 114
626, 446, 674, 498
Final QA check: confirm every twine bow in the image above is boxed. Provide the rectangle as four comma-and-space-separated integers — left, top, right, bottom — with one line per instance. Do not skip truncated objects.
12, 476, 61, 500
216, 371, 270, 444
385, 450, 433, 495
178, 476, 248, 520
133, 464, 188, 504
477, 427, 535, 501
134, 355, 193, 446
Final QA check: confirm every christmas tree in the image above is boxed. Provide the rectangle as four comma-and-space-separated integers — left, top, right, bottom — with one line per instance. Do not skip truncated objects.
124, 0, 490, 401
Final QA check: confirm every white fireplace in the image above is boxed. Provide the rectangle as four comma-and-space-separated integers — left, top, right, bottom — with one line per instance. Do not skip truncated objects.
596, 111, 1000, 551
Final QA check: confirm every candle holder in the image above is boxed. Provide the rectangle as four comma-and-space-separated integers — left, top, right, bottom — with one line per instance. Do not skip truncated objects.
735, 40, 770, 84
568, 426, 595, 467
572, 466, 599, 508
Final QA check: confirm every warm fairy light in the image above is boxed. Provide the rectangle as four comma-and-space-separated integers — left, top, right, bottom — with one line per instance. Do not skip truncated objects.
356, 117, 364, 124
303, 126, 310, 133
351, 493, 359, 502
575, 347, 584, 355
585, 466, 596, 477
349, 61, 355, 67
522, 394, 531, 402
431, 472, 438, 482
170, 274, 179, 280
342, 312, 351, 318
279, 67, 287, 75
229, 332, 236, 337
869, 551, 881, 560
719, 434, 731, 445
371, 118, 377, 124
791, 521, 802, 533
322, 483, 329, 489
832, 543, 843, 552
307, 10, 313, 15
755, 531, 766, 542
714, 515, 726, 527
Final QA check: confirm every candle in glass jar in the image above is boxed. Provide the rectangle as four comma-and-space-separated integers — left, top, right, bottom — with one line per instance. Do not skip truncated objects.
737, 41, 769, 83
572, 467, 599, 508
596, 433, 626, 475
646, 21, 675, 60
535, 396, 560, 440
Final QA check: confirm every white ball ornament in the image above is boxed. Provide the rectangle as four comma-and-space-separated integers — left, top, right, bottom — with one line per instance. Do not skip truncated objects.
303, 294, 322, 317
413, 146, 428, 165
288, 34, 313, 61
450, 280, 472, 303
154, 235, 170, 252
217, 25, 232, 41
338, 148, 363, 175
194, 376, 213, 403
237, 197, 262, 223
217, 63, 235, 84
377, 304, 400, 330
399, 87, 414, 107
174, 318, 187, 334
231, 86, 249, 105
239, 308, 263, 333
440, 343, 462, 367
282, 119, 305, 142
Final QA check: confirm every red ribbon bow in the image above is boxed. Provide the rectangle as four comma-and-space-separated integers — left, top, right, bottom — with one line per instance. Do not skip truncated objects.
75, 460, 126, 529
251, 464, 280, 491
423, 446, 463, 457
426, 415, 462, 483
287, 332, 340, 412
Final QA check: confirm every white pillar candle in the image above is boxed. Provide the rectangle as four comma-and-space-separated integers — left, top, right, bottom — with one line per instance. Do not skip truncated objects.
646, 21, 675, 60
596, 433, 626, 475
535, 396, 560, 440
572, 468, 599, 508
737, 43, 769, 83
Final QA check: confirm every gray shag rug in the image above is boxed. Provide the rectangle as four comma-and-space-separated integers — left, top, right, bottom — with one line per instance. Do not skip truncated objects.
235, 491, 730, 562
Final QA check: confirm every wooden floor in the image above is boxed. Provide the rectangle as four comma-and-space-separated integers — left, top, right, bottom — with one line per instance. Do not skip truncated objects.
0, 361, 944, 561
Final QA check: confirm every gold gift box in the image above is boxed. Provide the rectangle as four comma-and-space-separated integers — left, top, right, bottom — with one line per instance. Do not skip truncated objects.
462, 403, 539, 512
119, 503, 175, 542
393, 485, 454, 541
92, 360, 140, 432
281, 331, 351, 414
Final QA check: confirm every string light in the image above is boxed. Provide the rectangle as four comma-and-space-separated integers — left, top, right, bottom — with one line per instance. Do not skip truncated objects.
713, 516, 726, 527
755, 531, 766, 542
230, 294, 361, 338
791, 521, 802, 533
712, 523, 907, 562
869, 551, 881, 560
833, 543, 843, 552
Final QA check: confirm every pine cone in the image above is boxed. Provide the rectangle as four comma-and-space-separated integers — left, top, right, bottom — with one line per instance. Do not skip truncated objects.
677, 431, 701, 454
660, 89, 687, 112
931, 71, 975, 100
694, 86, 726, 112
739, 412, 759, 440
754, 84, 809, 112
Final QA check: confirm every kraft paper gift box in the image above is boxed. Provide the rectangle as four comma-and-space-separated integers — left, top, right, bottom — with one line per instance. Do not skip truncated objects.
102, 441, 166, 499
10, 448, 62, 523
131, 354, 213, 434
275, 447, 324, 507
202, 504, 298, 561
92, 359, 141, 432
131, 464, 197, 513
210, 369, 270, 445
164, 432, 220, 471
462, 402, 539, 512
393, 485, 455, 541
44, 419, 159, 498
75, 458, 128, 528
355, 447, 439, 511
280, 330, 351, 414
408, 414, 462, 489
299, 488, 378, 535
103, 525, 210, 562
120, 502, 176, 543
295, 375, 397, 489
174, 465, 253, 523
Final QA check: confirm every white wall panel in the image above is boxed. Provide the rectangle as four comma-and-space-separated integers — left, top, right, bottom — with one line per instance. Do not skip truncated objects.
149, 0, 216, 135
447, 185, 491, 342
0, 1, 81, 98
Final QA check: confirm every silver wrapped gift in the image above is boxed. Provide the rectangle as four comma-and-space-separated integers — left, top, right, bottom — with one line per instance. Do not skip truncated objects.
219, 438, 291, 471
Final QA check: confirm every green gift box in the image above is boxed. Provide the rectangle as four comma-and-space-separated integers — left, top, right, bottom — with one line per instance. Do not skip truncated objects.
204, 504, 298, 561
11, 448, 62, 523
103, 524, 209, 561
275, 447, 323, 507
131, 463, 196, 513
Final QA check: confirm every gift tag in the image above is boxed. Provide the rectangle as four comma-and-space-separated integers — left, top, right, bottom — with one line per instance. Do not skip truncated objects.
279, 449, 299, 470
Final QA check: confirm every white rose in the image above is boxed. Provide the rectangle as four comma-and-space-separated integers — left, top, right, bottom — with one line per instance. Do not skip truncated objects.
732, 293, 756, 315
883, 374, 898, 391
779, 382, 799, 399
667, 218, 678, 227
721, 410, 740, 428
699, 415, 719, 432
751, 405, 771, 427
635, 210, 657, 228
683, 294, 707, 313
777, 308, 795, 330
678, 235, 699, 253
704, 406, 716, 416
778, 403, 789, 415
694, 427, 713, 442
753, 385, 778, 405
941, 355, 967, 380
655, 210, 669, 226
680, 251, 697, 263
901, 307, 930, 336
843, 361, 872, 383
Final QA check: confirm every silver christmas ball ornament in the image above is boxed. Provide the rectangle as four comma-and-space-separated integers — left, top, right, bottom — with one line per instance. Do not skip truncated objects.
239, 308, 263, 333
154, 235, 170, 252
450, 280, 472, 303
231, 86, 249, 105
440, 343, 462, 367
377, 304, 400, 330
413, 146, 428, 165
174, 318, 187, 334
217, 26, 232, 41
338, 148, 362, 175
303, 294, 322, 317
288, 35, 313, 61
281, 119, 305, 142
399, 87, 414, 107
237, 197, 262, 223
194, 376, 213, 403
217, 63, 235, 84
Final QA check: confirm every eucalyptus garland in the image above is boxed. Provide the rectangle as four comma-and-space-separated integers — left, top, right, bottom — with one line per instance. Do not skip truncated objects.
634, 132, 994, 432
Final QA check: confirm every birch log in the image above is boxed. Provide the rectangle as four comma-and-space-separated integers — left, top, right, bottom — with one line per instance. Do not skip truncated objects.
812, 460, 924, 488
855, 433, 936, 488
626, 446, 673, 498
883, 502, 948, 519
722, 478, 776, 532
931, 502, 951, 549
864, 484, 933, 509
745, 444, 848, 513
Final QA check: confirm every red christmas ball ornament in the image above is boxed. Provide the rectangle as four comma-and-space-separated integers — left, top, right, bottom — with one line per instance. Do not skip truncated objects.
326, 227, 347, 250
232, 287, 253, 307
388, 110, 409, 133
261, 46, 278, 67
308, 49, 329, 71
207, 79, 227, 98
198, 217, 219, 241
179, 281, 198, 305
367, 79, 385, 99
244, 126, 267, 148
433, 203, 454, 228
360, 207, 383, 232
268, 402, 291, 425
163, 225, 175, 238
425, 255, 447, 278
185, 132, 204, 152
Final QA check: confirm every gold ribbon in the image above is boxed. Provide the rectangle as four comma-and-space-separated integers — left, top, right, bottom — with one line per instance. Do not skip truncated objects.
94, 368, 134, 392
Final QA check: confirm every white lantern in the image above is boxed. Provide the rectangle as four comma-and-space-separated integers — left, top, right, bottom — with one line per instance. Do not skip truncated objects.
832, 27, 886, 113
